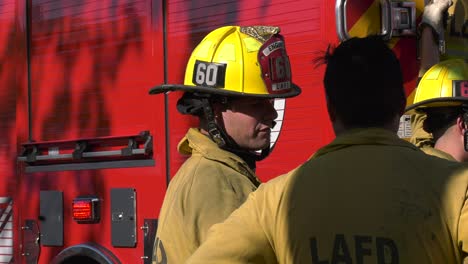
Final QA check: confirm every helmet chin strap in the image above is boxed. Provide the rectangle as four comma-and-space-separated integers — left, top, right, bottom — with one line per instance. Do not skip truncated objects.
201, 97, 227, 148
201, 97, 272, 168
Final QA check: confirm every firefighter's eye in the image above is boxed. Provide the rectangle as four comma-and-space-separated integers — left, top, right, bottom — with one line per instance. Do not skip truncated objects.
250, 100, 266, 107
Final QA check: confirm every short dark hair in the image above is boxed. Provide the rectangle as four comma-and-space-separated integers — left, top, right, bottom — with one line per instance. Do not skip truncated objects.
321, 36, 406, 128
422, 107, 461, 135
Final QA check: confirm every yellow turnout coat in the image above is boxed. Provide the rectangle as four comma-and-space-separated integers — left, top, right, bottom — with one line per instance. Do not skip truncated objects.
188, 128, 468, 263
152, 128, 261, 263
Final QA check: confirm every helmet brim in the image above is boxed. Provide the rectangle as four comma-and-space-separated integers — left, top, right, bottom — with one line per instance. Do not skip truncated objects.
149, 83, 301, 98
405, 97, 468, 113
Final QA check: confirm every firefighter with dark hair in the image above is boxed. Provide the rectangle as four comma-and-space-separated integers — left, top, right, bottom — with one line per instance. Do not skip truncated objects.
148, 25, 301, 263
186, 35, 468, 263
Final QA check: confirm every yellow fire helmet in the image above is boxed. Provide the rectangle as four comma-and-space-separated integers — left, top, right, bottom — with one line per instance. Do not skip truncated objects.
406, 59, 468, 113
149, 25, 301, 98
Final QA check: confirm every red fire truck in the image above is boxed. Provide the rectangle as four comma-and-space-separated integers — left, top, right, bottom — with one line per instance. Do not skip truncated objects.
0, 0, 466, 263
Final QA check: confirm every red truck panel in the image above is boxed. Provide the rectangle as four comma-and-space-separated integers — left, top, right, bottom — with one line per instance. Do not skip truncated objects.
0, 0, 25, 263
17, 0, 167, 263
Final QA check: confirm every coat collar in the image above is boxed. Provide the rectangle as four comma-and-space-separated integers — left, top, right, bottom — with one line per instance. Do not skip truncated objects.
178, 128, 260, 185
420, 145, 457, 161
313, 128, 420, 158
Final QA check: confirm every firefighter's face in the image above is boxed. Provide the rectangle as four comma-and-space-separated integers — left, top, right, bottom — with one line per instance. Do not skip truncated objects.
215, 97, 278, 150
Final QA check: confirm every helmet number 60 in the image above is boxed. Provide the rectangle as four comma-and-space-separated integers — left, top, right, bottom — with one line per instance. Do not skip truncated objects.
193, 61, 226, 87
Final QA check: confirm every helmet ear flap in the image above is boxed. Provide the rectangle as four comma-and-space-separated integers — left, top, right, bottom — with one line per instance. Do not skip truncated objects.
176, 92, 212, 116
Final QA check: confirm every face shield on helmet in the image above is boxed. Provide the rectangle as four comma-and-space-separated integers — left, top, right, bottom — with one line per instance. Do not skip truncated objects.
405, 59, 468, 113
149, 25, 301, 98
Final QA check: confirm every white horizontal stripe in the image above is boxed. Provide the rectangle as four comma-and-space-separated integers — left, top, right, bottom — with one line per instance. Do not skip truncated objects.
0, 239, 12, 246
0, 247, 12, 254
0, 231, 12, 238
0, 255, 13, 262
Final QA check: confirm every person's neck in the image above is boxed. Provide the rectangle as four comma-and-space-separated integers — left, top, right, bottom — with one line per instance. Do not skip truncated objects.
200, 127, 258, 170
333, 124, 398, 137
434, 132, 464, 162
229, 149, 257, 171
332, 115, 400, 137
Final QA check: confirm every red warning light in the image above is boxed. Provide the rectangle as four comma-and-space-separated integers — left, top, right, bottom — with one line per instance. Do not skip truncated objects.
72, 197, 100, 223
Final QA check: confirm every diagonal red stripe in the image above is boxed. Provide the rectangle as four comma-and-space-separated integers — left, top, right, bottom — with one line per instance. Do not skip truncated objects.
346, 0, 375, 29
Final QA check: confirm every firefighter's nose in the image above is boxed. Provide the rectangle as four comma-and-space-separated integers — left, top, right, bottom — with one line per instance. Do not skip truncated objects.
267, 100, 278, 121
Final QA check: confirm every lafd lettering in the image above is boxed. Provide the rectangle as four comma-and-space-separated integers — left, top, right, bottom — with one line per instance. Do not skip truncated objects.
310, 234, 399, 264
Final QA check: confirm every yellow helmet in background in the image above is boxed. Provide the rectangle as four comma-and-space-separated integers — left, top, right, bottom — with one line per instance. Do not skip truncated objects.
149, 25, 301, 98
406, 59, 468, 112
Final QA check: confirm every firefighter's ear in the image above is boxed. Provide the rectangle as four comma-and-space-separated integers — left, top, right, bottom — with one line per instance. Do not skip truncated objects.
456, 116, 467, 134
457, 116, 468, 152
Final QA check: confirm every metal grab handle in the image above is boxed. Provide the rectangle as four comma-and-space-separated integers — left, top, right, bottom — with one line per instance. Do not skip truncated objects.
335, 0, 350, 41
335, 0, 416, 41
381, 0, 393, 40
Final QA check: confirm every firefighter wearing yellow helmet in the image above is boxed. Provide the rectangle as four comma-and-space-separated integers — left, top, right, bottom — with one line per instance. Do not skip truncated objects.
407, 59, 468, 161
149, 25, 301, 264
